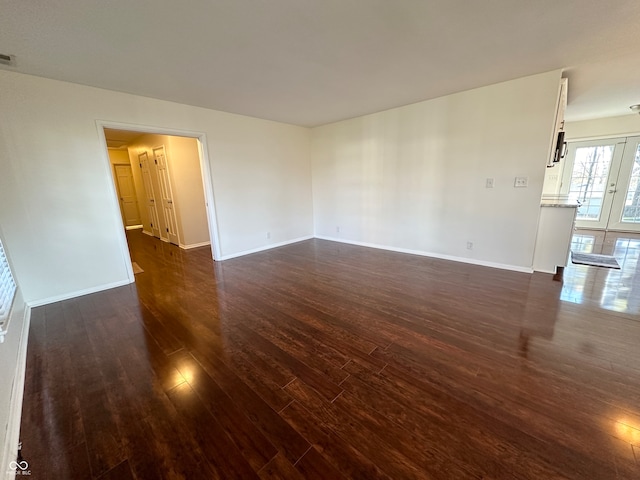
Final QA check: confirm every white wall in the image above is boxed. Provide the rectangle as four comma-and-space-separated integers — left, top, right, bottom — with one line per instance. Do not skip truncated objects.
565, 114, 640, 140
311, 70, 561, 271
0, 227, 29, 479
167, 136, 210, 247
0, 70, 313, 305
0, 287, 28, 480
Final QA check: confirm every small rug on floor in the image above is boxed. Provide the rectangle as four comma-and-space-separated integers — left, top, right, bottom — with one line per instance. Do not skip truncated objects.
571, 252, 620, 269
132, 262, 144, 274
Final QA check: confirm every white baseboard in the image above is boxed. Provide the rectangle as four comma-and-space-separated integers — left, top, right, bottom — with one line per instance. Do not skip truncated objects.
26, 279, 133, 308
125, 225, 143, 231
218, 235, 314, 261
1, 304, 31, 479
314, 235, 533, 274
533, 267, 557, 274
179, 241, 211, 250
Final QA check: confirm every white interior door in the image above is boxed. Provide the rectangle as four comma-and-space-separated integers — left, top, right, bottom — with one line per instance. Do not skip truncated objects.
153, 146, 180, 245
114, 164, 141, 227
561, 138, 626, 229
138, 152, 161, 238
607, 136, 640, 232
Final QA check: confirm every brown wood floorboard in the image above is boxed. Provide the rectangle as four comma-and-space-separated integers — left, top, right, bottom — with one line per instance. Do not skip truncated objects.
18, 230, 640, 479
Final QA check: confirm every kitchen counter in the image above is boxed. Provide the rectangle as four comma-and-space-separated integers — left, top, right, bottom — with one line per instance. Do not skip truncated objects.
540, 196, 580, 208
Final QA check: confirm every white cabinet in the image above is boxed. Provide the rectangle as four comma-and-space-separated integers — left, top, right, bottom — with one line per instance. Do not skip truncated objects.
533, 203, 577, 274
546, 78, 568, 168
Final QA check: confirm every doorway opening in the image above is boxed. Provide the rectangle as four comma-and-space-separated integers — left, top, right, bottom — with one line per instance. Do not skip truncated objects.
100, 124, 221, 282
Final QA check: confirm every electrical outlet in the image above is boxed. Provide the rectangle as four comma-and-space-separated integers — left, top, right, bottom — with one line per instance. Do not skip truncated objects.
336, 226, 340, 233
485, 178, 494, 188
466, 241, 473, 250
514, 176, 528, 188
266, 231, 271, 239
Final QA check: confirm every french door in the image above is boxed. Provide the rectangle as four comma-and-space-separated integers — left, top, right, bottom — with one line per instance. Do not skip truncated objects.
562, 136, 640, 231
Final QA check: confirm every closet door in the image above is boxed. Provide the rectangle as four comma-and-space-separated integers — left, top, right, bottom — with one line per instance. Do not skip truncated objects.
153, 145, 179, 245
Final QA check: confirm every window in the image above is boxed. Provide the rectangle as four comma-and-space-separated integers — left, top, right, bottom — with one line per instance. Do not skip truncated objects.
0, 238, 16, 342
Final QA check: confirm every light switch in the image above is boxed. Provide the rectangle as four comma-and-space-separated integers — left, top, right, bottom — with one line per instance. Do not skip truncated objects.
485, 178, 494, 188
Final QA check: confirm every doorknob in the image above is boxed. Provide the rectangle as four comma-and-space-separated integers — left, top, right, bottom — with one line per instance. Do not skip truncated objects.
608, 189, 617, 193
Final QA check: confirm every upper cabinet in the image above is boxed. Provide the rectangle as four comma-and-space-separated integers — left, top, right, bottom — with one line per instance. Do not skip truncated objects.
547, 78, 568, 168
542, 78, 568, 197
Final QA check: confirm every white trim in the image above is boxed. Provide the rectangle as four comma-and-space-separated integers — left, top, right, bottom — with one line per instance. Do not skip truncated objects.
95, 124, 136, 284
125, 225, 143, 231
218, 236, 314, 261
534, 267, 557, 274
1, 304, 30, 480
27, 279, 132, 308
179, 241, 211, 250
313, 235, 534, 274
195, 137, 223, 261
566, 131, 640, 143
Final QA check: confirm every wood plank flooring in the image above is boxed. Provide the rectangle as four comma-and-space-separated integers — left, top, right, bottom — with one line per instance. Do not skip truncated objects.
18, 230, 640, 479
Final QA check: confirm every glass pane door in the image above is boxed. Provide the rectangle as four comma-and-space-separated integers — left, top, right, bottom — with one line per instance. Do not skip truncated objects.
608, 136, 640, 232
561, 138, 626, 229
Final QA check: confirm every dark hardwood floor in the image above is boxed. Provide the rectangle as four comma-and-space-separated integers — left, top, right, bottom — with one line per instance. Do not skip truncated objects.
18, 230, 640, 479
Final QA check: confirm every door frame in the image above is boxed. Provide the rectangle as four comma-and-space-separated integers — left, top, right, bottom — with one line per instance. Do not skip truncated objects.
96, 120, 223, 283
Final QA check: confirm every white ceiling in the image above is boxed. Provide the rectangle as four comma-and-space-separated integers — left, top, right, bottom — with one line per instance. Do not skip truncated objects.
103, 129, 143, 149
2, 0, 640, 127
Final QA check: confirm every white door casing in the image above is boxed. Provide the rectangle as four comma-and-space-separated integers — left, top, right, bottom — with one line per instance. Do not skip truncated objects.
138, 151, 161, 238
153, 145, 180, 245
114, 164, 141, 227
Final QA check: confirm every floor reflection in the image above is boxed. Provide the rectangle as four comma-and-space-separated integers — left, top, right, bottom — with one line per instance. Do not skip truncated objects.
518, 274, 563, 358
561, 229, 640, 315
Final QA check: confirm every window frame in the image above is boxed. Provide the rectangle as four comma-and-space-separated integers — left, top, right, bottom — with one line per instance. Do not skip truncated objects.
0, 239, 17, 342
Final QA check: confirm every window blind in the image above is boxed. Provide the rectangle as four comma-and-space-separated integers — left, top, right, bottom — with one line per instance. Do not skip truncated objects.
0, 239, 16, 338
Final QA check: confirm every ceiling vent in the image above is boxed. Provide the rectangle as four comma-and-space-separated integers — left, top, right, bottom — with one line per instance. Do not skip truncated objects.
0, 54, 15, 66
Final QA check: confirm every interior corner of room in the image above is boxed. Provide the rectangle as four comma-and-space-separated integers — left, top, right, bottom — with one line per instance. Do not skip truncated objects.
3, 66, 640, 320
